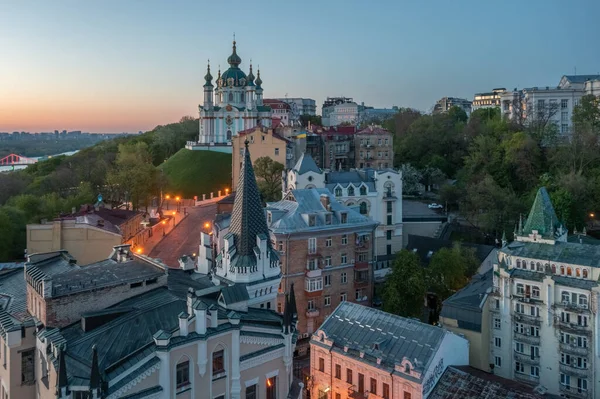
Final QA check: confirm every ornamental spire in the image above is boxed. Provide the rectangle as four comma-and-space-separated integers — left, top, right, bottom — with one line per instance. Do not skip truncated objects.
227, 36, 242, 68
255, 67, 263, 88
204, 60, 213, 87
247, 60, 255, 86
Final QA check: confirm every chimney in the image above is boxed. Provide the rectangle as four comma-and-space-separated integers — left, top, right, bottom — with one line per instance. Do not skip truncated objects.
319, 194, 330, 210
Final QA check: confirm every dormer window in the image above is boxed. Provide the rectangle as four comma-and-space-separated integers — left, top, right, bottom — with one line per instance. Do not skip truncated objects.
341, 213, 348, 224
308, 215, 316, 226
325, 214, 332, 225
335, 187, 342, 197
348, 186, 355, 196
405, 364, 410, 373
360, 186, 367, 196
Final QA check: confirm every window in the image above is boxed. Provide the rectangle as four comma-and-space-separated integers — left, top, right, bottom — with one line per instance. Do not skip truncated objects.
576, 357, 587, 369
358, 373, 364, 393
212, 350, 225, 376
307, 300, 315, 310
341, 213, 348, 223
307, 259, 317, 270
577, 378, 588, 392
308, 215, 316, 226
266, 377, 276, 399
305, 278, 323, 292
335, 187, 342, 197
561, 291, 570, 303
246, 384, 257, 399
359, 202, 368, 215
537, 99, 545, 109
515, 303, 524, 314
515, 342, 524, 353
386, 230, 392, 240
278, 241, 284, 253
366, 378, 375, 395
387, 215, 392, 225
561, 99, 568, 109
532, 286, 540, 298
494, 318, 501, 329
346, 368, 353, 384
561, 373, 571, 388
275, 148, 279, 156
403, 393, 412, 399
348, 186, 355, 196
176, 359, 190, 388
355, 289, 363, 300
360, 186, 367, 196
494, 356, 502, 368
386, 245, 392, 255
72, 392, 90, 399
341, 273, 347, 283
383, 383, 390, 399
325, 237, 332, 247
387, 202, 393, 213
341, 235, 348, 245
583, 269, 588, 278
561, 111, 568, 121
494, 337, 501, 348
325, 296, 331, 306
261, 135, 265, 142
21, 349, 34, 384
530, 366, 539, 377
341, 254, 347, 264
335, 364, 341, 379
516, 283, 524, 296
324, 256, 332, 267
340, 292, 347, 301
579, 294, 588, 308
324, 275, 331, 286
325, 214, 332, 225
308, 238, 317, 254
319, 357, 325, 372
515, 361, 524, 373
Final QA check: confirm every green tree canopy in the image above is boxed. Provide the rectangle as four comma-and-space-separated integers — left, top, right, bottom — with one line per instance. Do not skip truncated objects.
382, 250, 427, 318
253, 157, 285, 203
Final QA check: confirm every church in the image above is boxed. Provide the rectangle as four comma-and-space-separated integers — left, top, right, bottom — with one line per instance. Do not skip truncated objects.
186, 40, 274, 153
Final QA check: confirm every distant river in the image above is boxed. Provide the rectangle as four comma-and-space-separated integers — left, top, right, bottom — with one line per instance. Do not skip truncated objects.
0, 150, 79, 173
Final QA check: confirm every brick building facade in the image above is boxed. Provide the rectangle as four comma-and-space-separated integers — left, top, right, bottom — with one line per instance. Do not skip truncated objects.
354, 126, 394, 169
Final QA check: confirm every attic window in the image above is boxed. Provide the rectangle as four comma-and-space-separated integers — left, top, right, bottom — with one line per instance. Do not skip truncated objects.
267, 212, 272, 224
309, 215, 316, 226
341, 213, 348, 224
405, 364, 411, 373
262, 135, 266, 142
146, 278, 158, 285
325, 214, 332, 225
372, 343, 379, 351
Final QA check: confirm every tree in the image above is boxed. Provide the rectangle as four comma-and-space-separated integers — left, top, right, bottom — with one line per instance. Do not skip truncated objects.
0, 206, 26, 261
391, 108, 421, 137
300, 114, 322, 127
400, 164, 423, 195
427, 244, 478, 301
572, 94, 600, 131
253, 157, 285, 203
382, 250, 427, 318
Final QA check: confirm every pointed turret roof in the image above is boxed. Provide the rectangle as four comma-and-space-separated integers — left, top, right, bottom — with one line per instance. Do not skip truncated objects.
204, 61, 213, 88
89, 345, 102, 391
246, 63, 255, 87
57, 347, 69, 393
522, 187, 562, 238
229, 141, 272, 260
293, 153, 321, 175
227, 40, 242, 67
255, 68, 263, 89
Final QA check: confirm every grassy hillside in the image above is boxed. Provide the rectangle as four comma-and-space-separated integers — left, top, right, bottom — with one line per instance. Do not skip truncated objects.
160, 149, 232, 199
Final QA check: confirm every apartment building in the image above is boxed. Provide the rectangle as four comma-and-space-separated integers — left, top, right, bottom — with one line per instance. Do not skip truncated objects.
266, 189, 378, 346
433, 97, 472, 116
284, 154, 402, 281
354, 126, 394, 169
310, 302, 469, 399
490, 187, 600, 398
472, 88, 505, 111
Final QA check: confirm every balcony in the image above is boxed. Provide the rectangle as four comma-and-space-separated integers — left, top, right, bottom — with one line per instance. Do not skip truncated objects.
554, 319, 593, 336
553, 301, 591, 314
514, 372, 539, 385
305, 268, 322, 278
560, 343, 589, 356
559, 384, 590, 399
489, 302, 500, 312
559, 363, 591, 379
513, 351, 540, 365
383, 191, 397, 201
512, 313, 541, 326
306, 308, 320, 318
354, 262, 369, 271
513, 332, 540, 346
512, 294, 543, 304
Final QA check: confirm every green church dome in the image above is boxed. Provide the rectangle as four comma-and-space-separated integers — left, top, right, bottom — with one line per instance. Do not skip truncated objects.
219, 40, 248, 87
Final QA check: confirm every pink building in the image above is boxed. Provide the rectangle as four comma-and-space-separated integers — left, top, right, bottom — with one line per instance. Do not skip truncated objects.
309, 302, 469, 399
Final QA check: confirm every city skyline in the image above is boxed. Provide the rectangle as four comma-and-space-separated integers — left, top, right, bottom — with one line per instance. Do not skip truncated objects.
1, 0, 599, 133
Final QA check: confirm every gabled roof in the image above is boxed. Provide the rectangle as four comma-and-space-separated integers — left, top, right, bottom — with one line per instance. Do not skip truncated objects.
220, 284, 249, 304
440, 270, 492, 332
522, 187, 562, 238
293, 153, 321, 175
356, 126, 392, 135
562, 74, 600, 84
314, 302, 446, 377
406, 235, 495, 266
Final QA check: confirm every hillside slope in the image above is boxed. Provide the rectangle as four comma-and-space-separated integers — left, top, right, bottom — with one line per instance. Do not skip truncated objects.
160, 149, 232, 199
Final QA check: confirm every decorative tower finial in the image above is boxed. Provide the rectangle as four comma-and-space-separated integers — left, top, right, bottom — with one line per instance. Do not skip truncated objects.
204, 60, 213, 87
255, 67, 262, 87
518, 214, 523, 234
227, 37, 242, 68
501, 231, 507, 247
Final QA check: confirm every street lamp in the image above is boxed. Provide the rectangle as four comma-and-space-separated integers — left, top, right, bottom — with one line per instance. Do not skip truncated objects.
591, 213, 596, 218
176, 196, 181, 213
165, 194, 170, 210
204, 222, 210, 229
136, 248, 143, 254
225, 188, 229, 195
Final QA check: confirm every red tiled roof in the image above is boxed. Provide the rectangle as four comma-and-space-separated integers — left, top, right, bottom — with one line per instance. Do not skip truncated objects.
356, 126, 391, 135
263, 99, 291, 110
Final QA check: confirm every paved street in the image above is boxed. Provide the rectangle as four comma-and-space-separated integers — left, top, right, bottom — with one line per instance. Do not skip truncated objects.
149, 203, 217, 268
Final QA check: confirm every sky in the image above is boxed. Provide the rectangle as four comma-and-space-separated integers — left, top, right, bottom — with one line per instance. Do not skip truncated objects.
1, 0, 599, 133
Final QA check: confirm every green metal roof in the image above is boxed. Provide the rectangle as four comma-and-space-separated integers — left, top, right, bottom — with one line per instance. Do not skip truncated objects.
522, 187, 562, 237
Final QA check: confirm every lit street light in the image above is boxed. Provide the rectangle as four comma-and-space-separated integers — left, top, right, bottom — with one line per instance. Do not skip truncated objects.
165, 194, 170, 210
204, 222, 211, 229
176, 196, 181, 213
591, 213, 596, 218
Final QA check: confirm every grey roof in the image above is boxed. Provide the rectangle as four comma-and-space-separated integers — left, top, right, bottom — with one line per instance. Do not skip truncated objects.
315, 302, 446, 378
440, 270, 492, 332
552, 275, 598, 290
562, 74, 600, 84
293, 153, 321, 174
267, 188, 377, 233
228, 141, 277, 269
50, 258, 164, 297
502, 240, 600, 268
220, 284, 249, 304
406, 235, 495, 266
325, 170, 376, 192
429, 366, 545, 399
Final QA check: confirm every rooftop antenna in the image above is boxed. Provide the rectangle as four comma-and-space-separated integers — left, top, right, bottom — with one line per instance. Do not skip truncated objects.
574, 66, 577, 76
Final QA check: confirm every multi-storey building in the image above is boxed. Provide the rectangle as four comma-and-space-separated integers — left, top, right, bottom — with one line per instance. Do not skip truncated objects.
321, 126, 357, 170
283, 153, 402, 281
310, 302, 469, 399
272, 97, 317, 118
231, 126, 294, 190
491, 187, 599, 398
323, 102, 361, 127
433, 97, 472, 116
354, 126, 394, 169
263, 99, 293, 126
265, 188, 378, 347
472, 88, 506, 111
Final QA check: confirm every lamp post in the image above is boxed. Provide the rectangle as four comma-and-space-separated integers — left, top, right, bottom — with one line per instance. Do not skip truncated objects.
176, 196, 181, 213
165, 194, 170, 210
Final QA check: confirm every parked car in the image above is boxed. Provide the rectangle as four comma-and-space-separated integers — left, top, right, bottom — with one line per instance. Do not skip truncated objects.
428, 203, 444, 209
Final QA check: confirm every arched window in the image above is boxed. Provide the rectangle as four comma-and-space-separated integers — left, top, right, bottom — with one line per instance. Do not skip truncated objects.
567, 267, 572, 276
176, 357, 191, 390
516, 259, 521, 268
228, 92, 233, 102
227, 130, 232, 140
241, 92, 245, 102
335, 187, 342, 197
552, 264, 556, 274
384, 181, 394, 196
576, 268, 581, 277
530, 261, 535, 271
583, 269, 588, 278
536, 262, 542, 271
560, 266, 565, 275
360, 202, 368, 215
360, 186, 367, 196
348, 186, 355, 196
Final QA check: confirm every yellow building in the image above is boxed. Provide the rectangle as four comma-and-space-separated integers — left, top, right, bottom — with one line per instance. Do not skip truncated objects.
231, 126, 291, 190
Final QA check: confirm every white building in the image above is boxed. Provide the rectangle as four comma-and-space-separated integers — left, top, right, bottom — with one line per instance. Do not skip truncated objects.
322, 102, 361, 127
491, 187, 600, 398
263, 99, 293, 126
283, 153, 403, 281
472, 88, 506, 111
186, 40, 273, 153
433, 97, 472, 116
272, 98, 317, 118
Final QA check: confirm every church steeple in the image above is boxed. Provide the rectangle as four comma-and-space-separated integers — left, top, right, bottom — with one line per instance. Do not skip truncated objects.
246, 62, 255, 87
203, 60, 213, 87
227, 38, 242, 68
